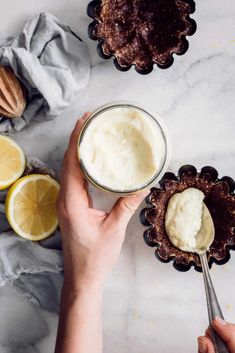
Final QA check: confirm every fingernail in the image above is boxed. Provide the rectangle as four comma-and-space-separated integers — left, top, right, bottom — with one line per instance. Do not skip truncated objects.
215, 316, 227, 326
198, 338, 207, 353
83, 112, 91, 119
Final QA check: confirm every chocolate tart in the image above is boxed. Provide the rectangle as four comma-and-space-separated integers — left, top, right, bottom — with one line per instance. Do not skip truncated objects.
140, 165, 235, 272
87, 0, 197, 74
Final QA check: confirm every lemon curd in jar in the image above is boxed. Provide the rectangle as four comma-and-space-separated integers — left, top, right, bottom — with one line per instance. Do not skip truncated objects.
78, 104, 170, 194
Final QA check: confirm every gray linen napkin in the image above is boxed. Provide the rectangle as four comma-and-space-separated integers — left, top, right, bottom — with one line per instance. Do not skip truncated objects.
0, 159, 63, 314
0, 12, 90, 133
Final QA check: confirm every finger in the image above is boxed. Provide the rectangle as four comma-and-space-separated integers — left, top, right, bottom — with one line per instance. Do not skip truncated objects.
69, 112, 90, 152
60, 113, 91, 206
108, 189, 149, 230
212, 317, 235, 351
63, 112, 90, 174
198, 336, 215, 353
205, 327, 211, 338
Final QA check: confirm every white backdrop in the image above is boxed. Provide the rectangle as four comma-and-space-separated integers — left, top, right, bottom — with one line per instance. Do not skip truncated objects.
0, 1, 235, 352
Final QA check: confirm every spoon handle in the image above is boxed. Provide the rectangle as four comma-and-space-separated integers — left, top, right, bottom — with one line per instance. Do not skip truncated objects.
200, 253, 229, 353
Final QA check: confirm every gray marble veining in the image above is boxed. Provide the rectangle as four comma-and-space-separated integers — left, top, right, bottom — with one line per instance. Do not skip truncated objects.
0, 0, 235, 352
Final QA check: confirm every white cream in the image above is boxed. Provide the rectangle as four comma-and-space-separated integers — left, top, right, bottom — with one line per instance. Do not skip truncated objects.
79, 107, 165, 191
165, 188, 212, 254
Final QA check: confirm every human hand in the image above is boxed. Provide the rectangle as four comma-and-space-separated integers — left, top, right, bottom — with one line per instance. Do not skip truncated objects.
198, 317, 235, 353
57, 113, 148, 291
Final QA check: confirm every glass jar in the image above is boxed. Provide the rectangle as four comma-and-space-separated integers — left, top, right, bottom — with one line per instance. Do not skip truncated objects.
77, 102, 171, 195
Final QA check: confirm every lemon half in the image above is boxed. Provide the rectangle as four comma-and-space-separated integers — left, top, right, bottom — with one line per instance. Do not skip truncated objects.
6, 174, 60, 241
0, 135, 25, 190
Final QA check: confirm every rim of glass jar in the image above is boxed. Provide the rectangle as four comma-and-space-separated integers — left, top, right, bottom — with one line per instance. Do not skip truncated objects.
77, 102, 172, 195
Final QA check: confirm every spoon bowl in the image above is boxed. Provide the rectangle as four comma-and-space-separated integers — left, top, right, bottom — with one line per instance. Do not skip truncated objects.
195, 204, 215, 254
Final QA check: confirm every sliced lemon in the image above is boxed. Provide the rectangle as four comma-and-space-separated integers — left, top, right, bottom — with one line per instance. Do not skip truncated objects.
6, 174, 60, 241
0, 135, 25, 190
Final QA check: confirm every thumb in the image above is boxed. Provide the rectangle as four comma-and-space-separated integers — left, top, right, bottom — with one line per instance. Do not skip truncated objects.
108, 190, 149, 229
197, 336, 215, 353
212, 317, 235, 352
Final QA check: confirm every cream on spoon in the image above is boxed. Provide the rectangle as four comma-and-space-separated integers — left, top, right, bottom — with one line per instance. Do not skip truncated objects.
165, 188, 214, 254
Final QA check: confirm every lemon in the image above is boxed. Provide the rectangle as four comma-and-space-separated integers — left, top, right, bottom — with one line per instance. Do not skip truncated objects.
0, 135, 25, 190
6, 174, 60, 241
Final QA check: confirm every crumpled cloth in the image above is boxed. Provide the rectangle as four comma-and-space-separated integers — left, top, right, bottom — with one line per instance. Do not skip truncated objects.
0, 158, 63, 313
0, 12, 90, 133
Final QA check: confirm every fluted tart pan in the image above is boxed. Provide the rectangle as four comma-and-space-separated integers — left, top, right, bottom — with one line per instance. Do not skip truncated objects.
140, 165, 235, 272
87, 0, 197, 74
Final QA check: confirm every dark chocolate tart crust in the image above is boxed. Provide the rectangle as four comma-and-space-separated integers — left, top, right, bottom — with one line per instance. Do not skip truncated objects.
88, 0, 197, 74
140, 165, 235, 272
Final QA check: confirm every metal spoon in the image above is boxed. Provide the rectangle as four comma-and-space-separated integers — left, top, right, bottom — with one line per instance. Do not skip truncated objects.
196, 204, 229, 353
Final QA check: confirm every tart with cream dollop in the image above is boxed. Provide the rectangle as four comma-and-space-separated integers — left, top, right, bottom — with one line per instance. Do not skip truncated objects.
140, 165, 235, 271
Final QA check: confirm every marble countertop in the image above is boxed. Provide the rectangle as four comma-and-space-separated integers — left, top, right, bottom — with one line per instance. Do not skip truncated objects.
1, 0, 235, 352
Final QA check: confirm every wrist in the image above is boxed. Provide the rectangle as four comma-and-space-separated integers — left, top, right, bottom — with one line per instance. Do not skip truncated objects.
63, 276, 104, 297
63, 262, 106, 294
